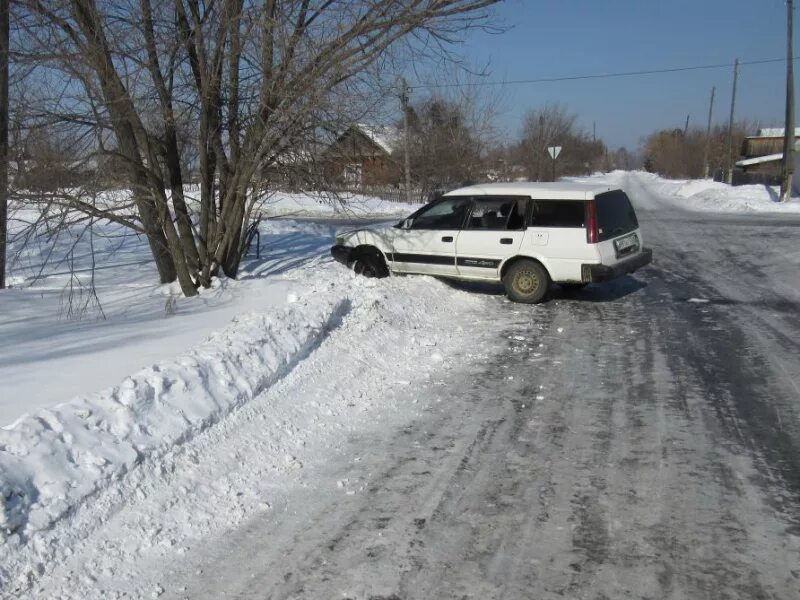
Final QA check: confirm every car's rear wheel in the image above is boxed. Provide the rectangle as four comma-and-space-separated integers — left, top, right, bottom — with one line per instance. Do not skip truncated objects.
503, 260, 549, 304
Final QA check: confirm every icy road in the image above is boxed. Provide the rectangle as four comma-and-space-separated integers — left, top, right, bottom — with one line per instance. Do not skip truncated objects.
19, 174, 800, 599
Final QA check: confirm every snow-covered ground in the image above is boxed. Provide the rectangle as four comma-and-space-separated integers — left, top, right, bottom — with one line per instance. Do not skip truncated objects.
259, 189, 424, 217
1, 192, 417, 426
2, 173, 799, 597
1, 220, 323, 425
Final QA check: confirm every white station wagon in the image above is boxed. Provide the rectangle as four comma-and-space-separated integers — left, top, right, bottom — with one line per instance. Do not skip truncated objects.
331, 182, 652, 303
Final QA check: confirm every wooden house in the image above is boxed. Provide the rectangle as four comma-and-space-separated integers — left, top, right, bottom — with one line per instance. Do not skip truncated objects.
737, 128, 800, 175
323, 124, 400, 187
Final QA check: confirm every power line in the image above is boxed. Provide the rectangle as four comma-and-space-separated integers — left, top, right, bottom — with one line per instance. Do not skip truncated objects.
409, 56, 800, 90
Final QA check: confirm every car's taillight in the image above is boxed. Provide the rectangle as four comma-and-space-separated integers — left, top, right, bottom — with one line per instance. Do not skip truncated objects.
585, 200, 599, 244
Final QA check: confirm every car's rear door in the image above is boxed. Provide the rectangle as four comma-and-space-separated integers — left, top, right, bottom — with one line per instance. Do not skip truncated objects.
523, 198, 593, 282
390, 196, 470, 276
455, 196, 527, 279
592, 190, 644, 267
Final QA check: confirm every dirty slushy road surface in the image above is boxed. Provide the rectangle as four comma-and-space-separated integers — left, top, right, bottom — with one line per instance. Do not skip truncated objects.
159, 203, 800, 598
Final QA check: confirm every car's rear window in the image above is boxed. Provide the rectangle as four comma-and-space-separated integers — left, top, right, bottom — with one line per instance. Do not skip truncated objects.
595, 190, 638, 241
529, 200, 585, 228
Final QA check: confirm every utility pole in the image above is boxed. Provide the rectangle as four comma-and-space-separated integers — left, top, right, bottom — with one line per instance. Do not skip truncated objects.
781, 0, 796, 202
399, 78, 412, 204
726, 58, 739, 184
703, 86, 716, 179
593, 121, 596, 144
0, 0, 8, 290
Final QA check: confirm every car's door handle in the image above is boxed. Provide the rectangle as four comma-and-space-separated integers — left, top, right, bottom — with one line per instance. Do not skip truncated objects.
441, 236, 454, 242
500, 238, 513, 244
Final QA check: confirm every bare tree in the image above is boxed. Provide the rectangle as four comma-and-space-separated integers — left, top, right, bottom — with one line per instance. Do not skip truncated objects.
516, 104, 605, 181
401, 96, 482, 191
391, 67, 504, 192
0, 0, 7, 290
14, 0, 501, 296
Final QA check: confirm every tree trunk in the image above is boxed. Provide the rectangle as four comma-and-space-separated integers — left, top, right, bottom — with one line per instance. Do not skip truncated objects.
133, 190, 176, 283
216, 187, 247, 277
164, 128, 200, 274
154, 191, 198, 295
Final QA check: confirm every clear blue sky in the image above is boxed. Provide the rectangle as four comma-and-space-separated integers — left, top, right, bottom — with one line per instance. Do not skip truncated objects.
424, 0, 795, 150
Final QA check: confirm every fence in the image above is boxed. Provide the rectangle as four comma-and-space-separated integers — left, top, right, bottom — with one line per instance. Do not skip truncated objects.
328, 185, 435, 204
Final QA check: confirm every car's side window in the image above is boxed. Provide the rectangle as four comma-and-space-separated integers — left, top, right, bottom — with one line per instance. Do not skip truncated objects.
529, 200, 585, 228
467, 197, 528, 231
410, 197, 471, 230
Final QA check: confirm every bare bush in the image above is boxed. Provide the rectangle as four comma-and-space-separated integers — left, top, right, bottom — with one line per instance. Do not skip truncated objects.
643, 121, 757, 179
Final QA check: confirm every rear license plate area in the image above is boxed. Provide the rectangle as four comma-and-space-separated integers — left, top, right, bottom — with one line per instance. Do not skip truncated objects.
614, 233, 639, 257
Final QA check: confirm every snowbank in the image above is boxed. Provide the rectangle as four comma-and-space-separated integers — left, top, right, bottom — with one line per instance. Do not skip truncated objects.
668, 179, 800, 213
0, 294, 349, 540
637, 172, 800, 213
569, 171, 800, 214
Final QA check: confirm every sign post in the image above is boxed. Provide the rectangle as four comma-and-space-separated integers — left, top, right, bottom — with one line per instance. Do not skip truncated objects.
547, 146, 562, 182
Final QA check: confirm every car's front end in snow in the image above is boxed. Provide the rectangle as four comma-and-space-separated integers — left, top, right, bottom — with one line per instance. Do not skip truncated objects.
330, 226, 394, 277
330, 243, 354, 266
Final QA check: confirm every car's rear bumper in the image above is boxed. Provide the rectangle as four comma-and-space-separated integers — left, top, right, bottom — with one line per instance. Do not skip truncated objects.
331, 245, 353, 266
581, 247, 653, 283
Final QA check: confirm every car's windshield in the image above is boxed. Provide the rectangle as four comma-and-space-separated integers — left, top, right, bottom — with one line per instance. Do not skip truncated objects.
407, 197, 470, 230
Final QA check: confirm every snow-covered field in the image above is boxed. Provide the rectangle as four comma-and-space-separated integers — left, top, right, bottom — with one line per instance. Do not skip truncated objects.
1, 173, 799, 596
258, 189, 424, 217
1, 191, 419, 426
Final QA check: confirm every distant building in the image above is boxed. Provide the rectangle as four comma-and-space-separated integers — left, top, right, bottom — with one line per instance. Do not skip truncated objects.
323, 124, 400, 187
736, 128, 800, 176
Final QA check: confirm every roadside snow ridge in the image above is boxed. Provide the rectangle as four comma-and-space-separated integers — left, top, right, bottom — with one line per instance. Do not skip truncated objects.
0, 296, 349, 541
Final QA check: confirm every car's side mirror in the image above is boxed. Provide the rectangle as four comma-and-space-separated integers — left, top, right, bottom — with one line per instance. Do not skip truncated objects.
399, 218, 413, 230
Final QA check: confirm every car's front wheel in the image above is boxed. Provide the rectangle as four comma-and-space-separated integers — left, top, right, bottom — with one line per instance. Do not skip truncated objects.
503, 259, 549, 304
351, 251, 389, 278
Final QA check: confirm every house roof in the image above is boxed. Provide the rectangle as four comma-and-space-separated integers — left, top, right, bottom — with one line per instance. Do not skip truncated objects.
736, 152, 783, 167
751, 127, 800, 138
354, 124, 400, 154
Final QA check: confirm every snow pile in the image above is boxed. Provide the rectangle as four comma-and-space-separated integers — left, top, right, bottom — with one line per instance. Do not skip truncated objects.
0, 293, 350, 540
628, 172, 800, 213
671, 178, 729, 198
568, 171, 800, 214
647, 174, 800, 213
670, 180, 800, 213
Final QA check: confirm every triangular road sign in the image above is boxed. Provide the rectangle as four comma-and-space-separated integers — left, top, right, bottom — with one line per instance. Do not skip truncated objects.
548, 146, 562, 159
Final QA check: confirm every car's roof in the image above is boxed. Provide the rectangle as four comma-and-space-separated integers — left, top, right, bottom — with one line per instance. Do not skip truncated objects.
443, 181, 616, 200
